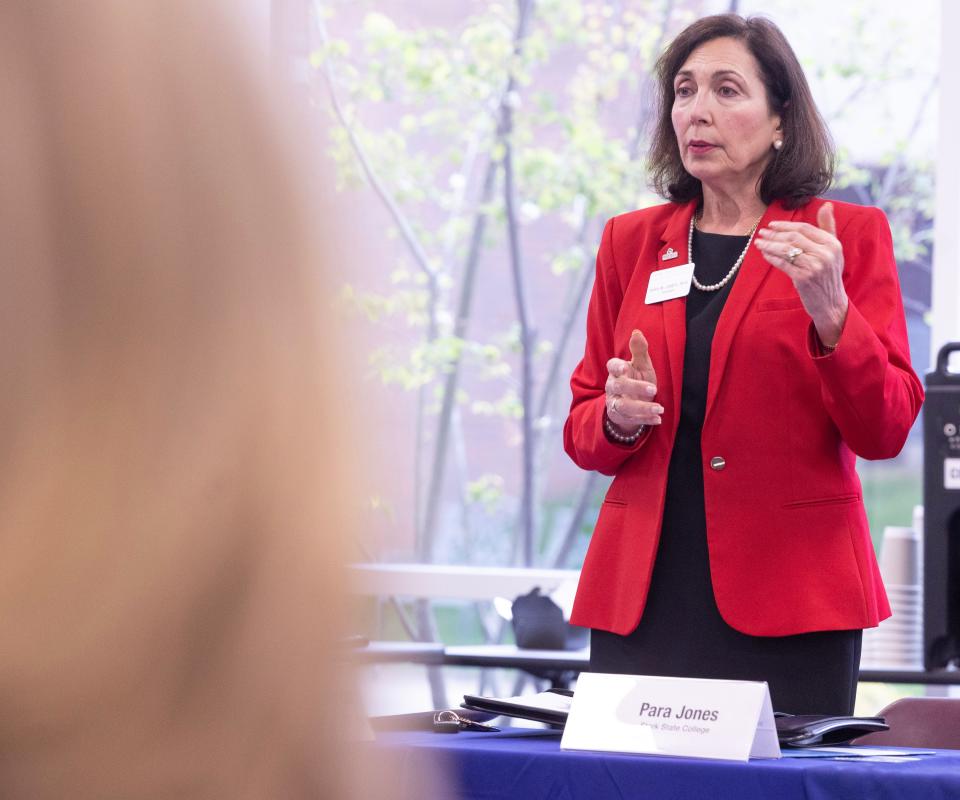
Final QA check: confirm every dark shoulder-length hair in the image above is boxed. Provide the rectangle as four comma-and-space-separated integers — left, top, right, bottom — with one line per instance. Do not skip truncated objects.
648, 14, 833, 209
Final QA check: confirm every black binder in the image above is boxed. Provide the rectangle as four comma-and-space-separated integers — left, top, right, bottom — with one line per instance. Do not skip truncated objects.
461, 689, 572, 727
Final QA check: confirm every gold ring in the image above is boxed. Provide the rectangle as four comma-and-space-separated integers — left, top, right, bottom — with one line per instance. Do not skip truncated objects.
786, 246, 803, 264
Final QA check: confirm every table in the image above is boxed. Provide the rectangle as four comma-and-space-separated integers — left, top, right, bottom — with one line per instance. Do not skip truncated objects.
354, 641, 445, 665
367, 727, 960, 800
441, 644, 960, 686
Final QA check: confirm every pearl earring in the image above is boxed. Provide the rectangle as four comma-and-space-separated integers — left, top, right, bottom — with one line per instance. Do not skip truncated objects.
773, 139, 783, 151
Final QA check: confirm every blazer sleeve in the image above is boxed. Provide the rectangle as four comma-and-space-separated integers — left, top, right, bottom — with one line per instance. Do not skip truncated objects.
808, 205, 924, 460
563, 217, 651, 476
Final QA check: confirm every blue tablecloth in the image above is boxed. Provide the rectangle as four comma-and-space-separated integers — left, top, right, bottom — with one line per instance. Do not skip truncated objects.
367, 728, 960, 800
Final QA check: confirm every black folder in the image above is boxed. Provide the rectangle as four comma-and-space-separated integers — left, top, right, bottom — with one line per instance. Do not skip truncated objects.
774, 714, 889, 747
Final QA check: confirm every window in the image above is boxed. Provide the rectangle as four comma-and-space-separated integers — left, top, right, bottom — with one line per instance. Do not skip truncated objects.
277, 0, 947, 711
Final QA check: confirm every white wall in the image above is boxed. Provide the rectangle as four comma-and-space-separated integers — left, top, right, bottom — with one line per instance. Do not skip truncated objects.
932, 0, 960, 365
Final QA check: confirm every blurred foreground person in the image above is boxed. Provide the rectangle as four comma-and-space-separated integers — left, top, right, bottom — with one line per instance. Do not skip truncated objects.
0, 3, 390, 797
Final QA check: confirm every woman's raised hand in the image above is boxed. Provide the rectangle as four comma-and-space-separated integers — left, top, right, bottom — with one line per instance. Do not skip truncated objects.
605, 329, 663, 433
754, 202, 848, 349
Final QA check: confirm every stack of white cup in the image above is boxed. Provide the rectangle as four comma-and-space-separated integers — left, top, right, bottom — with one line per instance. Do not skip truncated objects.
862, 510, 923, 669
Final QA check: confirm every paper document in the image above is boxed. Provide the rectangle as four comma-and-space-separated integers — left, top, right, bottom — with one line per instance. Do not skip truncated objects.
780, 746, 936, 758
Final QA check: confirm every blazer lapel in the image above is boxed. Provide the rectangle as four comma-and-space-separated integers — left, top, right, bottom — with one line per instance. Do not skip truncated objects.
655, 200, 697, 413
704, 199, 797, 419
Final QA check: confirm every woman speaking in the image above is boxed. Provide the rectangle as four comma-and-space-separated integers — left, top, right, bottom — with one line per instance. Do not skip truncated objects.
563, 14, 923, 715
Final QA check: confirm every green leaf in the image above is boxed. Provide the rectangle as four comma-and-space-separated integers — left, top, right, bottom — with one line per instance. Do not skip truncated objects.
466, 474, 505, 513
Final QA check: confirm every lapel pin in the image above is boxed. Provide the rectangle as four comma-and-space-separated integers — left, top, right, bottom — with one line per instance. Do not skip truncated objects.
662, 247, 678, 261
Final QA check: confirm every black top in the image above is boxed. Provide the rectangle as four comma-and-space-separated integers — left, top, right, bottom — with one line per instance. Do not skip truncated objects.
590, 228, 861, 716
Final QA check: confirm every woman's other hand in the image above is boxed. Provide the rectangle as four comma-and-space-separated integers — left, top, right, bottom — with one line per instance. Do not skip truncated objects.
605, 329, 664, 434
754, 202, 848, 349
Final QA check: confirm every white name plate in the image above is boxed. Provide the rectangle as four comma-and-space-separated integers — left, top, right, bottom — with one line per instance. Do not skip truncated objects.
645, 262, 694, 304
561, 672, 781, 762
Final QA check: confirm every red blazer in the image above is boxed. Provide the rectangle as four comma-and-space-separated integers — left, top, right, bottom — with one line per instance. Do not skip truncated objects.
564, 198, 924, 637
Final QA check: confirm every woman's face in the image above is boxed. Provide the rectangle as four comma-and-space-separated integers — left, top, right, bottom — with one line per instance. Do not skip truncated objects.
671, 36, 781, 198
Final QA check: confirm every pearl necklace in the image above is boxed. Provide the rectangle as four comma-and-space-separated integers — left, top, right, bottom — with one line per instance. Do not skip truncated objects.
688, 213, 763, 292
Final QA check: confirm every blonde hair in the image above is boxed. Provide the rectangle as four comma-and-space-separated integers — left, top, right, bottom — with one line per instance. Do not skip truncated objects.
0, 2, 362, 797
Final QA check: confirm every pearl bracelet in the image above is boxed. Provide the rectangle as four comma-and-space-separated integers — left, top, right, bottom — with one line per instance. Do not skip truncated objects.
604, 414, 645, 445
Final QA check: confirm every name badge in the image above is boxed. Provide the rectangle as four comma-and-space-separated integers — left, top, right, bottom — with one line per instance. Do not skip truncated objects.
645, 263, 694, 304
561, 673, 780, 762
